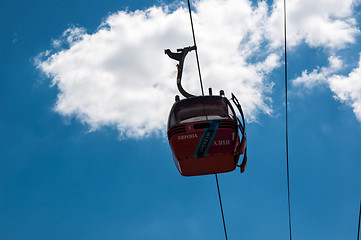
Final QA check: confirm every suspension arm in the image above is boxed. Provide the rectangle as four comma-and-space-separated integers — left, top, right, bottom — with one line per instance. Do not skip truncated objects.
164, 46, 196, 98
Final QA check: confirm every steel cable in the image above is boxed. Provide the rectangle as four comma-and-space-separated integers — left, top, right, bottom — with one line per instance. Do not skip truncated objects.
357, 201, 361, 240
186, 0, 205, 96
283, 0, 293, 239
215, 174, 229, 240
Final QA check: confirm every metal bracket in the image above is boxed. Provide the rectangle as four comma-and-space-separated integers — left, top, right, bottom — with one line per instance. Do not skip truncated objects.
165, 46, 197, 98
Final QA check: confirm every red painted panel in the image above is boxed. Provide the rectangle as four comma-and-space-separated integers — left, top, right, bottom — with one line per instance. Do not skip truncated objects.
168, 119, 241, 176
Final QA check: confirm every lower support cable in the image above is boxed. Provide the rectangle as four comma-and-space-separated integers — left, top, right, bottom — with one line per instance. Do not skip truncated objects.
357, 201, 360, 240
215, 174, 228, 240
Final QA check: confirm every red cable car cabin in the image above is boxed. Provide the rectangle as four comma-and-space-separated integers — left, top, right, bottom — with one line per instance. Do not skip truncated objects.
167, 95, 246, 176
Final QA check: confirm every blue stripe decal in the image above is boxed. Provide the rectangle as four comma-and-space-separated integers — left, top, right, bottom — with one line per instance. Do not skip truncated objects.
193, 128, 208, 158
193, 121, 219, 158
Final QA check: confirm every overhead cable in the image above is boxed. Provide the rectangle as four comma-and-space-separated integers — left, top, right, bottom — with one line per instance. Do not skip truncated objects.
283, 0, 293, 239
186, 0, 205, 96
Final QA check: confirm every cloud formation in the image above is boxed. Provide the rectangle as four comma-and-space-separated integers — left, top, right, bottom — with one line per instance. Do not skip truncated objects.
36, 0, 360, 138
328, 54, 361, 121
267, 0, 359, 49
293, 53, 361, 122
293, 56, 343, 88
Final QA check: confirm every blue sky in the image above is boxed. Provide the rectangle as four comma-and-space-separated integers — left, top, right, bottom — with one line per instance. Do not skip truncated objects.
1, 0, 361, 239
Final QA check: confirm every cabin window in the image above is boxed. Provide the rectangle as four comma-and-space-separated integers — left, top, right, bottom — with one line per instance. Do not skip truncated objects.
168, 96, 235, 127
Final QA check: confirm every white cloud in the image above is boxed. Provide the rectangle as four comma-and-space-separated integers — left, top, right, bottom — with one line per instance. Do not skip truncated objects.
328, 54, 361, 121
267, 0, 359, 49
293, 56, 343, 88
36, 0, 360, 138
292, 53, 361, 123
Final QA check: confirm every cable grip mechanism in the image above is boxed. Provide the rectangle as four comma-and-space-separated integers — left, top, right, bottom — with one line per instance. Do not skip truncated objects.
164, 46, 197, 98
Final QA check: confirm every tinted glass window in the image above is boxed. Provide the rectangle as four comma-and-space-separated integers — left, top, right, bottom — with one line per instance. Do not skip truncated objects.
168, 96, 233, 127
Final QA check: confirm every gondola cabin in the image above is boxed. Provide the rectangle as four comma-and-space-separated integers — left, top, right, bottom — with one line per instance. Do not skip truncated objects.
167, 94, 246, 176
